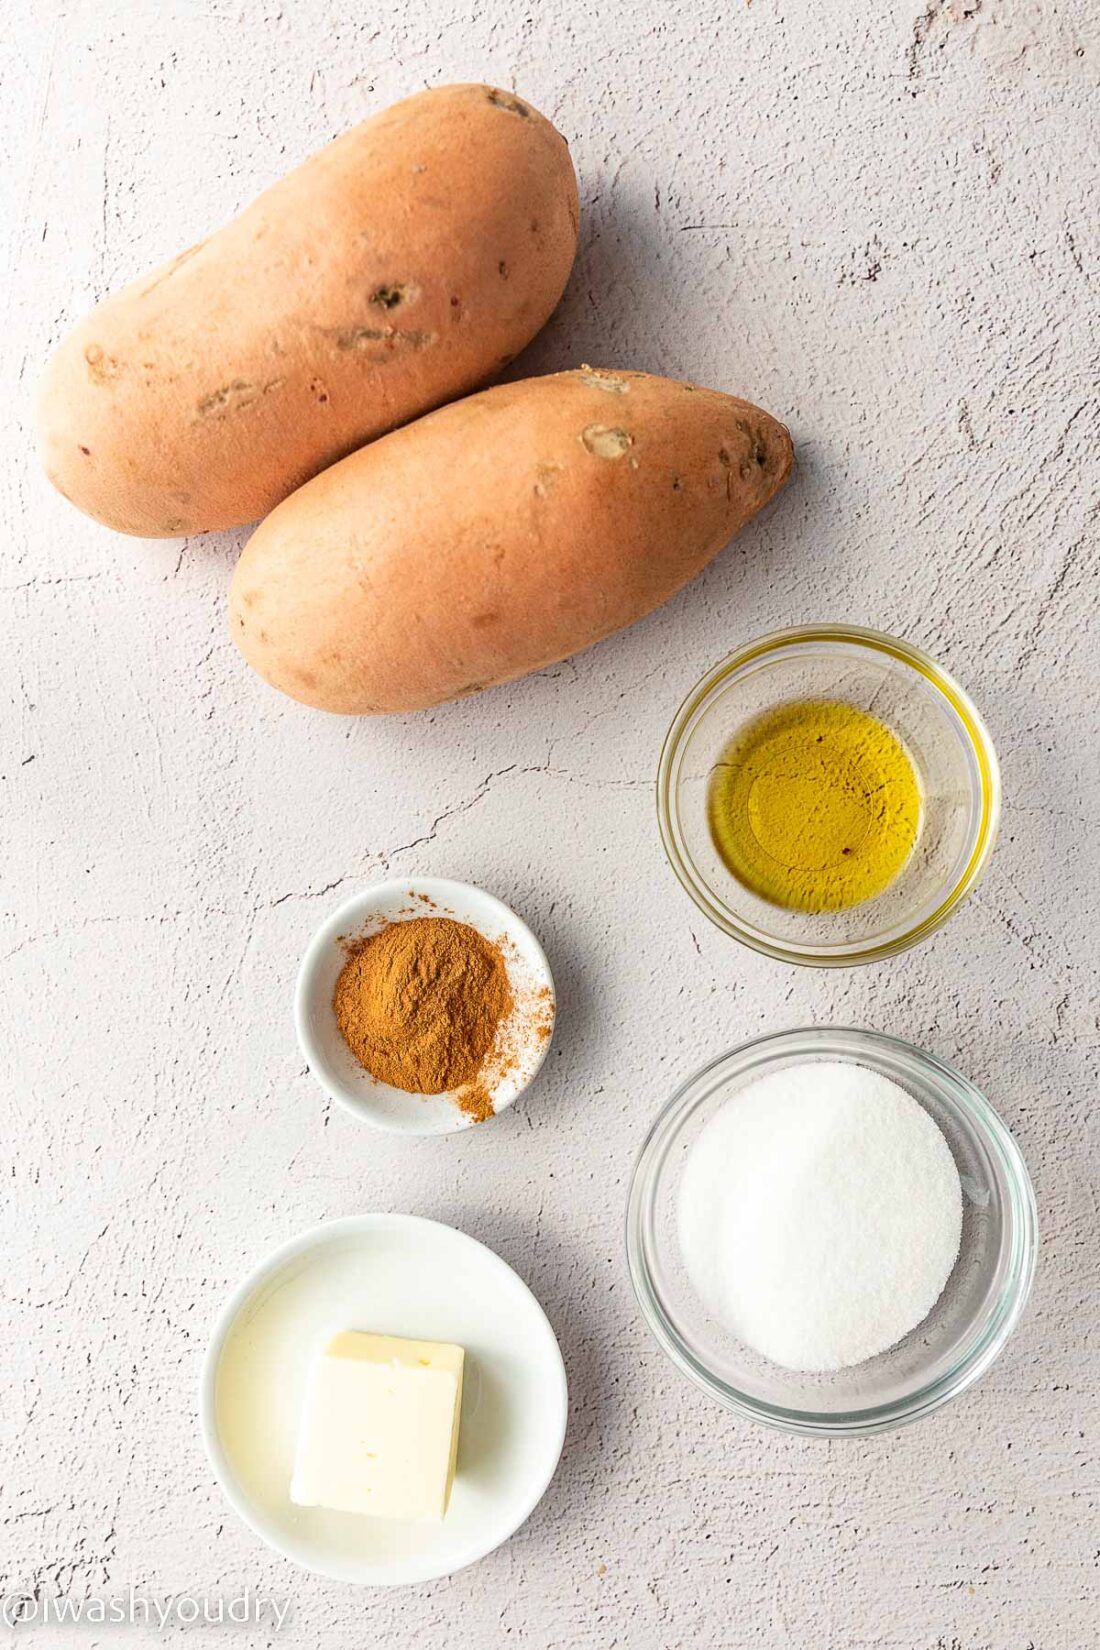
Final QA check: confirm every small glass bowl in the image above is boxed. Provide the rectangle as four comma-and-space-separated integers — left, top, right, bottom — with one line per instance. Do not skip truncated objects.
657, 625, 1001, 965
627, 1028, 1037, 1437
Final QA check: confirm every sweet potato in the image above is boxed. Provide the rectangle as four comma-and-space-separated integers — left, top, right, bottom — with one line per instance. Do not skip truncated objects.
37, 85, 579, 536
229, 367, 793, 713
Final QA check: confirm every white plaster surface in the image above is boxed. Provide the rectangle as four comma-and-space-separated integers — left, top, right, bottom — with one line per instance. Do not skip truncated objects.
3, 1, 1099, 1645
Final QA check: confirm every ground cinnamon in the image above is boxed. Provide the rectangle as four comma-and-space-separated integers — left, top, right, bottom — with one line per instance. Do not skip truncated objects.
333, 917, 513, 1098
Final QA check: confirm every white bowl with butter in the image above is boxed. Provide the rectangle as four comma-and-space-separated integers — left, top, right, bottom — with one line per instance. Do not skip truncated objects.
199, 1214, 569, 1585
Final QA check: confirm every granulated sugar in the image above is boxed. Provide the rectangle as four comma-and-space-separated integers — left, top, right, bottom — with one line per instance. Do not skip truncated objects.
678, 1061, 963, 1373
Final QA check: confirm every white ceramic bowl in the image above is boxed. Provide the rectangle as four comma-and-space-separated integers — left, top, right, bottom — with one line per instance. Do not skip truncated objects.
296, 879, 555, 1134
199, 1214, 569, 1586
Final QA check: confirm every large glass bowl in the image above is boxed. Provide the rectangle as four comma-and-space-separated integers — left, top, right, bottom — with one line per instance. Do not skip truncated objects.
657, 626, 1001, 965
626, 1028, 1037, 1437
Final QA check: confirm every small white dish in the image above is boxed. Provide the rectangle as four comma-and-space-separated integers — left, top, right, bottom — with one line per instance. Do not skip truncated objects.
199, 1213, 569, 1586
296, 878, 555, 1134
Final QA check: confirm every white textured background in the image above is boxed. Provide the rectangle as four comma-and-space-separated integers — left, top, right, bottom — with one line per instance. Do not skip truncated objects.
3, 1, 1099, 1645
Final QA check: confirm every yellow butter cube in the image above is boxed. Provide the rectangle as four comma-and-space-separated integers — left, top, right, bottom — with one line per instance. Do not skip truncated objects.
290, 1330, 464, 1522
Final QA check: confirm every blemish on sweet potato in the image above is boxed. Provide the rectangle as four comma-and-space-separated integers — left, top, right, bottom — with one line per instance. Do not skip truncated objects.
498, 260, 509, 280
195, 377, 284, 420
487, 89, 530, 118
580, 371, 628, 395
78, 444, 91, 456
533, 462, 562, 498
371, 283, 417, 310
735, 434, 770, 481
333, 326, 435, 351
197, 381, 254, 417
84, 345, 121, 385
581, 424, 633, 459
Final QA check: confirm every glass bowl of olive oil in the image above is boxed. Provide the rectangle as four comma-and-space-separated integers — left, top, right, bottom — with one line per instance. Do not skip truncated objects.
657, 626, 1001, 965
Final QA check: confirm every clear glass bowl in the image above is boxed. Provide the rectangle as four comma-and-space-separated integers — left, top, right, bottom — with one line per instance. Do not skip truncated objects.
657, 626, 1001, 965
626, 1028, 1037, 1437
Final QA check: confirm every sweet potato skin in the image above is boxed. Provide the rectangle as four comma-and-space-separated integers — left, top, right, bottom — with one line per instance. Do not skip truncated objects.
36, 85, 579, 536
229, 368, 794, 714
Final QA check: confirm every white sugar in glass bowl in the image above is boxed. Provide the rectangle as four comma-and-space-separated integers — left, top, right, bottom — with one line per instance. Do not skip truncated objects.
627, 1027, 1037, 1436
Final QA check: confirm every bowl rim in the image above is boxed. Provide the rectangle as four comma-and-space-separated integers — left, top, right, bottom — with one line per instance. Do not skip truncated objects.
656, 624, 1002, 966
625, 1026, 1038, 1438
294, 877, 556, 1135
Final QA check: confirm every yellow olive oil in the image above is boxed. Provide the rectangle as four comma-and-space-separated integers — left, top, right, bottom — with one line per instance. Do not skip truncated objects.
707, 699, 922, 912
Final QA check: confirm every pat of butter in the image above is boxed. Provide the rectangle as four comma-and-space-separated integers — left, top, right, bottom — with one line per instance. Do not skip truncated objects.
290, 1330, 464, 1523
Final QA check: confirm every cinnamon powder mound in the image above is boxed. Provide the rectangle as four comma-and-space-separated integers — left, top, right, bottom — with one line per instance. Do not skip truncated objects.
333, 917, 513, 1097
